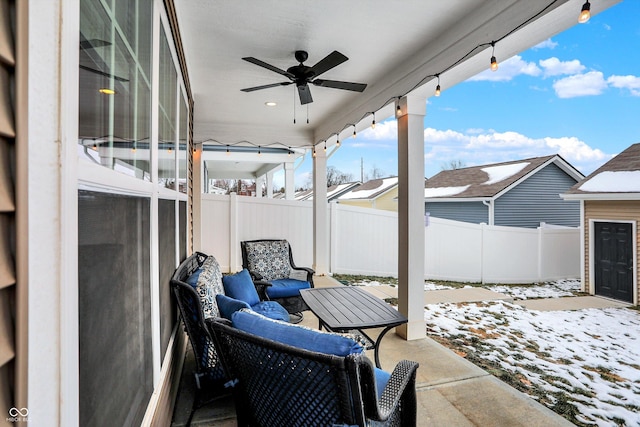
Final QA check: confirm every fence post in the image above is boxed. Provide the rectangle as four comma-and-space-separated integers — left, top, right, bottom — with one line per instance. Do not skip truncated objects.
537, 225, 543, 282
480, 223, 486, 284
329, 201, 337, 274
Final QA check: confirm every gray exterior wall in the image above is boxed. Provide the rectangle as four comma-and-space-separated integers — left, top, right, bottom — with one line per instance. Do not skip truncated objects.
494, 163, 580, 228
425, 201, 488, 224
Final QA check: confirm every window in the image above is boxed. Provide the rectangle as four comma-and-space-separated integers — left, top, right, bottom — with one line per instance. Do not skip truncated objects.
78, 0, 152, 180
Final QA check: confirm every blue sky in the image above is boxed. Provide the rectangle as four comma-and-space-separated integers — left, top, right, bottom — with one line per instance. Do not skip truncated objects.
283, 1, 639, 189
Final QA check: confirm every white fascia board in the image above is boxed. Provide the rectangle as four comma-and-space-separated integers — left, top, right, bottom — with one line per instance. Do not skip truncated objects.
561, 192, 640, 201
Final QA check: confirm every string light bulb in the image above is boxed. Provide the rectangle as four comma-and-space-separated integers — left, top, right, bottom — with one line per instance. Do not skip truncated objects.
490, 42, 498, 72
336, 137, 340, 147
323, 141, 327, 152
226, 145, 230, 155
396, 103, 402, 118
312, 146, 316, 157
257, 146, 261, 156
288, 147, 291, 156
371, 113, 376, 129
578, 0, 591, 23
352, 125, 357, 139
435, 74, 441, 97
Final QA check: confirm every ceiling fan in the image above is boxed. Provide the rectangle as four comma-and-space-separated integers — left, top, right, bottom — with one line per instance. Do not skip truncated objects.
241, 50, 367, 105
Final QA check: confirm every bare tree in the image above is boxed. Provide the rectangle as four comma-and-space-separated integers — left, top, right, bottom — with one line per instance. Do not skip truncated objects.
326, 166, 354, 187
305, 166, 354, 188
364, 165, 385, 182
441, 159, 466, 171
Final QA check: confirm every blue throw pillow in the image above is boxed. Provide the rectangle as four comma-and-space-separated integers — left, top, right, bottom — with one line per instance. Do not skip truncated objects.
185, 268, 202, 288
232, 310, 363, 357
216, 294, 251, 320
223, 269, 260, 306
374, 368, 391, 399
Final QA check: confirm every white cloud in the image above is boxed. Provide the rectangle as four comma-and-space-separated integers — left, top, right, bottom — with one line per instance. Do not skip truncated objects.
607, 74, 640, 96
468, 55, 541, 82
539, 57, 585, 77
423, 127, 612, 176
533, 38, 558, 50
552, 71, 608, 98
357, 119, 397, 140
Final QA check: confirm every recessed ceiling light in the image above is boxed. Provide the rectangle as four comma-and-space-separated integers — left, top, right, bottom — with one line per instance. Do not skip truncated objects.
265, 101, 277, 107
99, 88, 116, 95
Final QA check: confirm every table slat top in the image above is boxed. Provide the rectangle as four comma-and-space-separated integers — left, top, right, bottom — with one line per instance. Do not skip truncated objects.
300, 286, 407, 330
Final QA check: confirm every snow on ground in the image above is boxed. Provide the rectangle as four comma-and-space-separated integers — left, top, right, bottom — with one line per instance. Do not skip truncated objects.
425, 299, 640, 426
486, 279, 581, 299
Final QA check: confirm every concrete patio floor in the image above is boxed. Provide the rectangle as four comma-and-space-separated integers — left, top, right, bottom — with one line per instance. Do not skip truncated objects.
172, 275, 615, 426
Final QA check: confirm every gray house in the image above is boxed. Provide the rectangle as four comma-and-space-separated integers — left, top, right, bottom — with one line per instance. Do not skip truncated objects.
425, 155, 584, 228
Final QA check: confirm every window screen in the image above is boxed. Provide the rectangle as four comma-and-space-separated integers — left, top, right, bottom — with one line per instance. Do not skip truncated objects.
78, 190, 152, 427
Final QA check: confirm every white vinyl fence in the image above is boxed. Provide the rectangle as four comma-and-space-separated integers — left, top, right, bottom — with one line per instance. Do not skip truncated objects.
200, 195, 580, 283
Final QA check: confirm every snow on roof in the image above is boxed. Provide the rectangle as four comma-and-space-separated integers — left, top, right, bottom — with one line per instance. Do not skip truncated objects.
339, 177, 398, 200
424, 185, 470, 198
481, 162, 529, 185
578, 171, 640, 192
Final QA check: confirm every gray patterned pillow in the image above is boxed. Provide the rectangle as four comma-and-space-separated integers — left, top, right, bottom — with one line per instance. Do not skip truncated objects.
245, 241, 291, 281
196, 256, 225, 319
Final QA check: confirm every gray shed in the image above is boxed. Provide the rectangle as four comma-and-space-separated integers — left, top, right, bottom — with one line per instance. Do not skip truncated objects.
425, 155, 584, 228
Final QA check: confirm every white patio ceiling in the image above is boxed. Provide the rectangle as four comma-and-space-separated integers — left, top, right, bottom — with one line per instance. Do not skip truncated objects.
174, 0, 619, 177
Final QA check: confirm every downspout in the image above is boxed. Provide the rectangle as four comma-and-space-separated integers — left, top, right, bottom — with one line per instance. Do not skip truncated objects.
482, 199, 494, 225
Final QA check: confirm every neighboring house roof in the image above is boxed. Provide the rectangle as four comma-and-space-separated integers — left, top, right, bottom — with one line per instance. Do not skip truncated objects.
306, 182, 361, 201
338, 177, 398, 201
424, 155, 584, 201
563, 143, 640, 200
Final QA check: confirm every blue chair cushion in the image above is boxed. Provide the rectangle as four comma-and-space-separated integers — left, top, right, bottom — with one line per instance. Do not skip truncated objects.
374, 368, 391, 399
185, 268, 202, 288
232, 309, 363, 357
265, 278, 311, 299
216, 294, 251, 320
251, 301, 290, 322
223, 269, 260, 306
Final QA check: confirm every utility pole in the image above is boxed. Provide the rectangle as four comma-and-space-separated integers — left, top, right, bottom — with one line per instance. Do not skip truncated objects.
361, 157, 364, 183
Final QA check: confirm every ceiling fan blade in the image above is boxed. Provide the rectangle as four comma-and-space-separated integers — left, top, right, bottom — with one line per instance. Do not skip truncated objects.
79, 64, 129, 82
241, 81, 293, 92
242, 57, 294, 79
297, 84, 313, 105
312, 79, 367, 92
308, 51, 348, 78
79, 38, 112, 50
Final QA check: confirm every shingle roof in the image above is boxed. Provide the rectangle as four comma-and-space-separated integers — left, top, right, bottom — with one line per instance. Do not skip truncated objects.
424, 155, 579, 199
564, 143, 640, 195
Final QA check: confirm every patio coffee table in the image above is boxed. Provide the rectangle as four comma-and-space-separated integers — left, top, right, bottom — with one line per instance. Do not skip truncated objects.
300, 286, 407, 368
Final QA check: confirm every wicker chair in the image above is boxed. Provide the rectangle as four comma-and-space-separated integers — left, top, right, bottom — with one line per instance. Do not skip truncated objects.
170, 252, 228, 424
240, 239, 314, 319
206, 316, 419, 427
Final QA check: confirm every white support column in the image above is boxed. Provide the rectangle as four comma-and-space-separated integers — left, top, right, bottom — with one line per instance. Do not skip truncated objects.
255, 175, 265, 198
396, 95, 427, 341
312, 148, 328, 274
266, 171, 274, 198
284, 162, 295, 200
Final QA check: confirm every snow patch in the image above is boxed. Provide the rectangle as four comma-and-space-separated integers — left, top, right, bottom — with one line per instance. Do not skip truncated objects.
482, 162, 529, 185
579, 170, 640, 192
424, 185, 469, 198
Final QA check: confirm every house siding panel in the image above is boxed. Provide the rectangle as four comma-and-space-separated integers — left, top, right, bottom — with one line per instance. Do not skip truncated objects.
425, 201, 488, 224
584, 200, 640, 304
495, 164, 580, 228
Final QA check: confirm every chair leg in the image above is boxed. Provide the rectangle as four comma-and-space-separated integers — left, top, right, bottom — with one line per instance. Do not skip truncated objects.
289, 312, 304, 324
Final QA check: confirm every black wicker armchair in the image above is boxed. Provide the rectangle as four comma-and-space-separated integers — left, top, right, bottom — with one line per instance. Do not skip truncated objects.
240, 239, 314, 317
206, 315, 419, 427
